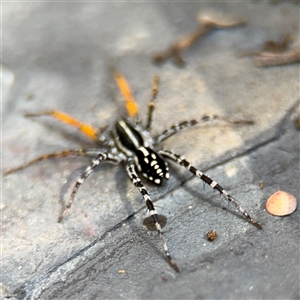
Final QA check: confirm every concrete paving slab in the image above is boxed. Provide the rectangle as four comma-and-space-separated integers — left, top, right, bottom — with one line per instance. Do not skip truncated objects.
2, 2, 299, 299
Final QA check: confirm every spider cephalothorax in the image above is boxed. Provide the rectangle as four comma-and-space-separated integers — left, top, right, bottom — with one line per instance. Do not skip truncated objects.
114, 120, 169, 184
4, 73, 261, 272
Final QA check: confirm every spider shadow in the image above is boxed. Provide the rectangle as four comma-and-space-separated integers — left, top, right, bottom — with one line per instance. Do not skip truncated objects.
179, 176, 253, 225
57, 159, 174, 268
113, 164, 177, 270
108, 159, 219, 270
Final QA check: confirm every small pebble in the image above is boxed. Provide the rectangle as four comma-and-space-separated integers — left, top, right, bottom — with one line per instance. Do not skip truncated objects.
266, 191, 297, 216
206, 230, 218, 242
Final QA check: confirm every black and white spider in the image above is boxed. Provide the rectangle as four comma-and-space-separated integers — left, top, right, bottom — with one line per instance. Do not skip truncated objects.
5, 73, 262, 272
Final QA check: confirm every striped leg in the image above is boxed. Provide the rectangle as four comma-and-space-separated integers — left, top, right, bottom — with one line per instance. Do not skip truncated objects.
160, 150, 262, 229
114, 72, 139, 119
126, 161, 180, 272
4, 149, 89, 175
3, 149, 116, 175
146, 76, 160, 130
154, 115, 254, 144
58, 152, 121, 223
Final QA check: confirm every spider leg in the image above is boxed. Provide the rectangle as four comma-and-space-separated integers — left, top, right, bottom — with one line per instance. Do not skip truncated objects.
114, 72, 139, 119
154, 115, 254, 144
25, 110, 99, 141
58, 152, 122, 223
146, 76, 160, 130
4, 149, 89, 175
159, 150, 262, 229
126, 160, 180, 272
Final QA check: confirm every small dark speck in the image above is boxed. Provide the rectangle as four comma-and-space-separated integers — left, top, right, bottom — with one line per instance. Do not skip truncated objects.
260, 181, 264, 189
27, 93, 34, 101
294, 117, 300, 130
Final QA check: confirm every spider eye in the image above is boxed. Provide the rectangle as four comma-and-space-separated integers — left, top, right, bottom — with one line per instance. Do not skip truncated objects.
136, 147, 169, 184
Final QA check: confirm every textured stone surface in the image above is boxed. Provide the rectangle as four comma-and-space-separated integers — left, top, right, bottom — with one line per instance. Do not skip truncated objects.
2, 2, 299, 299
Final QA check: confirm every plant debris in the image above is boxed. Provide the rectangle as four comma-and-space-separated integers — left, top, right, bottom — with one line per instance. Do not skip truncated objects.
153, 14, 246, 66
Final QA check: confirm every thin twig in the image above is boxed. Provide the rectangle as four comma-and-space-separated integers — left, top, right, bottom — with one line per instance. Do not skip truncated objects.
153, 15, 246, 66
254, 47, 300, 67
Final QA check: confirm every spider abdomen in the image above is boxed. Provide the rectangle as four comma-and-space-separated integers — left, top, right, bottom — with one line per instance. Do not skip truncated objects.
135, 147, 169, 185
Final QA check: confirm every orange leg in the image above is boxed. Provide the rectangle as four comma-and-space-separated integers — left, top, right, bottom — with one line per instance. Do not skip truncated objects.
25, 110, 99, 141
114, 72, 139, 118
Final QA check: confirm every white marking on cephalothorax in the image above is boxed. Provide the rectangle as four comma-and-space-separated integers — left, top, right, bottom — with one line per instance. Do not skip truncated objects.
151, 153, 156, 159
155, 179, 161, 184
119, 120, 141, 148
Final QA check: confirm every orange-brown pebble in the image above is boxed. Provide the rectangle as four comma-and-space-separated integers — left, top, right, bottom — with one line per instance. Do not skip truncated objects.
206, 230, 218, 242
266, 191, 297, 216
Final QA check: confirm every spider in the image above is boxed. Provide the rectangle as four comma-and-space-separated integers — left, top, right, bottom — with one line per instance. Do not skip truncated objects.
4, 73, 262, 272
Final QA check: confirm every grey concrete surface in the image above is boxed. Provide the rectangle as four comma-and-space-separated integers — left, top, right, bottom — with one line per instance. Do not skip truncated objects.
2, 2, 299, 300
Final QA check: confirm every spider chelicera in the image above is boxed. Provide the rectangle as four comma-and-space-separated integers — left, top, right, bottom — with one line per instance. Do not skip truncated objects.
4, 73, 262, 272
